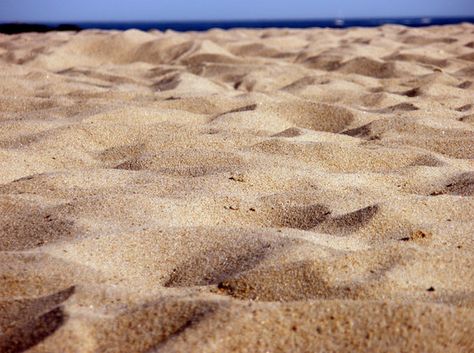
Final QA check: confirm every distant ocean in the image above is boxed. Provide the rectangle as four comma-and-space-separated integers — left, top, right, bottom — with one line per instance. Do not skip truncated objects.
1, 17, 474, 34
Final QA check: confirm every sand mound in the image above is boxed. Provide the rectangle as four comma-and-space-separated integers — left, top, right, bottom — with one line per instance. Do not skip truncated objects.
1, 24, 474, 352
0, 286, 74, 353
0, 196, 78, 251
339, 56, 399, 78
116, 148, 248, 177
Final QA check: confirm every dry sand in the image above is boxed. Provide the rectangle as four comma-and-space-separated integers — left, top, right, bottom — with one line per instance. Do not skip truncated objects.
0, 23, 474, 352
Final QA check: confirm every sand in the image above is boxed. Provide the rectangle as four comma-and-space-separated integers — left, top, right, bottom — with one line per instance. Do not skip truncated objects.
0, 23, 473, 352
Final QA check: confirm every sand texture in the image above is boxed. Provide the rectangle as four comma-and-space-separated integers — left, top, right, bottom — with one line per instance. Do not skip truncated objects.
1, 23, 474, 352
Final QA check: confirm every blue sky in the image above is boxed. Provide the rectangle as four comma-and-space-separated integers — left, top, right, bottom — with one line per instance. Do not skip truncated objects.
1, 0, 473, 22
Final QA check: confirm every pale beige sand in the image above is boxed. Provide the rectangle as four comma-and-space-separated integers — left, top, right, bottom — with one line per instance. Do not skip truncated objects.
0, 23, 474, 352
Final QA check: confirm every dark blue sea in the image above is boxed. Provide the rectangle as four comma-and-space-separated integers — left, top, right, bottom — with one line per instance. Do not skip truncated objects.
2, 17, 473, 34
71, 17, 474, 31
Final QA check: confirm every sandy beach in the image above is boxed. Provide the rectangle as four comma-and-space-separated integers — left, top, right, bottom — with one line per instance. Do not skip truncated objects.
0, 23, 474, 352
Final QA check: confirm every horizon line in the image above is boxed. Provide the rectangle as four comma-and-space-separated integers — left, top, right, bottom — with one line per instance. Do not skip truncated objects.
2, 15, 474, 24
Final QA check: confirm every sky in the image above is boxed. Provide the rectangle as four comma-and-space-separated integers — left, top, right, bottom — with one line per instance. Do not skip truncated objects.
1, 0, 473, 23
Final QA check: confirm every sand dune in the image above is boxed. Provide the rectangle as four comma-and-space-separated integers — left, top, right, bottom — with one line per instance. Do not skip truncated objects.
0, 23, 473, 352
